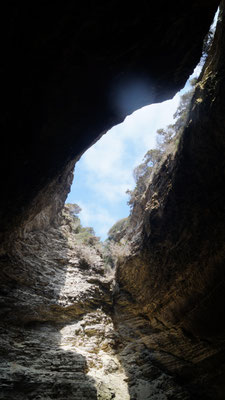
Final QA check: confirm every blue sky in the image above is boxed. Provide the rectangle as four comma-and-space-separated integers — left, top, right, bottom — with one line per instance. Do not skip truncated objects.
66, 68, 202, 240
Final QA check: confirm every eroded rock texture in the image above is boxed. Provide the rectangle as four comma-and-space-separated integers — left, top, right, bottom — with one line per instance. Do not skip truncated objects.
0, 207, 191, 399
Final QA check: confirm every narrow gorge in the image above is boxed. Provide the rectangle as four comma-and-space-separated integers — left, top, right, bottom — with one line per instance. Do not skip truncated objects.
0, 205, 192, 399
1, 1, 225, 399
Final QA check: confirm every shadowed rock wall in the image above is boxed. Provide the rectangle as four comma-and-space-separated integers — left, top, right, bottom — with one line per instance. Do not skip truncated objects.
115, 4, 225, 398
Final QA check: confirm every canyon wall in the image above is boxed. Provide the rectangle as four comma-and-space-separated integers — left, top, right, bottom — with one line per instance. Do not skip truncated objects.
0, 207, 192, 399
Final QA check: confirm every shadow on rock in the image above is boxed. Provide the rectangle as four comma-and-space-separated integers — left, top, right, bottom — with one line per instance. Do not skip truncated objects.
0, 322, 97, 399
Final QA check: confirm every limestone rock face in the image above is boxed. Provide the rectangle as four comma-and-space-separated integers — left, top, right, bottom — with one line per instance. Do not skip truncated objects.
0, 206, 112, 399
0, 207, 191, 399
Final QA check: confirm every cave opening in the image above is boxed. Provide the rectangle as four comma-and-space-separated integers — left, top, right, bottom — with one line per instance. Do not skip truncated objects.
66, 67, 200, 242
66, 7, 219, 245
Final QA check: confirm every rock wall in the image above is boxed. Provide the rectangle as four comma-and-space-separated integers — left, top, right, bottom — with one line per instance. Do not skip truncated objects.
115, 4, 225, 398
0, 207, 191, 399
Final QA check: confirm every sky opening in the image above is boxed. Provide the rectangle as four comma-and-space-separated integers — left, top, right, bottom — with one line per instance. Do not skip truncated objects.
66, 10, 219, 241
66, 70, 198, 240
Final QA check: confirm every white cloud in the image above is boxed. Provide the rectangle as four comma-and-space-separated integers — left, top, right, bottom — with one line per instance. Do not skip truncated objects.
80, 93, 180, 191
76, 200, 116, 238
90, 180, 133, 204
82, 132, 124, 177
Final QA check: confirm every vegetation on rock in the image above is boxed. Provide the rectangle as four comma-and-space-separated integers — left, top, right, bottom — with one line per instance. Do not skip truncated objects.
126, 80, 196, 212
107, 217, 129, 242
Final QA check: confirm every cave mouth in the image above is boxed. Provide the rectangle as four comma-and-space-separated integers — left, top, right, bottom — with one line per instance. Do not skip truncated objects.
66, 65, 200, 242
65, 7, 219, 243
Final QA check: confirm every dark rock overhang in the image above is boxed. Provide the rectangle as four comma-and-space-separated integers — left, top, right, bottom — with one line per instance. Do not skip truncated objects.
0, 1, 219, 244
